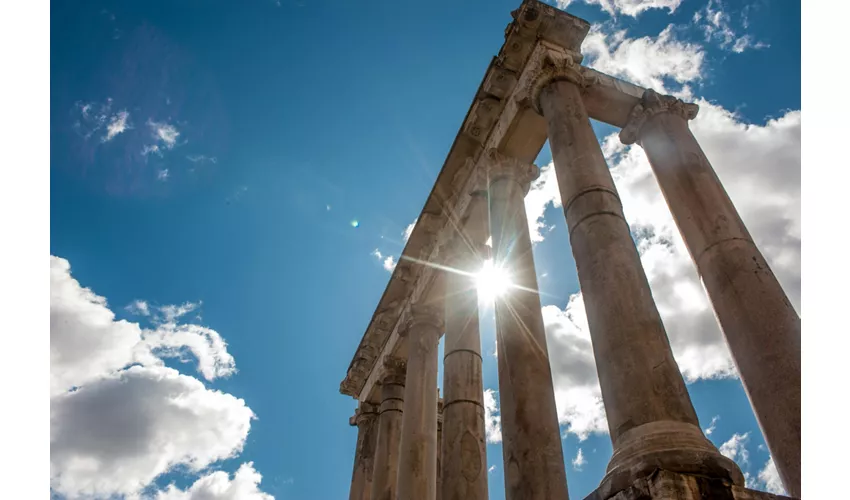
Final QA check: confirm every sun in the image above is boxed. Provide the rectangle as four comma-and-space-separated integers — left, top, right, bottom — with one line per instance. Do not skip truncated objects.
475, 258, 511, 303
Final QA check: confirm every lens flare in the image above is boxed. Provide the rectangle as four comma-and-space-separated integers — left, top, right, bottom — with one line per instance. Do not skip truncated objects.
476, 258, 510, 303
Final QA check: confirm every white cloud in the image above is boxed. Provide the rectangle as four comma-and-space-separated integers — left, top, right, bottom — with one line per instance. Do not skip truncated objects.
158, 168, 170, 181
51, 365, 255, 499
756, 456, 786, 495
483, 388, 503, 444
555, 0, 682, 17
186, 154, 218, 164
103, 110, 131, 142
582, 24, 703, 93
572, 448, 586, 470
50, 256, 268, 499
488, 465, 496, 474
694, 0, 769, 53
155, 462, 274, 500
371, 249, 397, 272
126, 299, 151, 316
542, 299, 608, 440
525, 162, 561, 243
403, 218, 417, 242
148, 119, 181, 149
704, 415, 720, 436
718, 432, 750, 466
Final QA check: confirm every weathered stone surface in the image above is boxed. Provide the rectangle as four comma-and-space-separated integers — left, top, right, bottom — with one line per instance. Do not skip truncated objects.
441, 194, 489, 500
396, 306, 444, 500
622, 90, 801, 497
486, 150, 569, 500
586, 469, 795, 500
349, 403, 379, 500
537, 78, 742, 497
370, 358, 406, 500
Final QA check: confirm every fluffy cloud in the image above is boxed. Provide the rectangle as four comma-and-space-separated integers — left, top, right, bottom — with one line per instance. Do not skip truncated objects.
72, 99, 133, 144
148, 119, 181, 149
756, 457, 786, 495
704, 415, 720, 436
104, 110, 131, 142
155, 462, 274, 500
572, 448, 586, 470
403, 218, 417, 242
371, 249, 397, 272
536, 22, 799, 439
525, 162, 561, 243
718, 432, 750, 466
555, 0, 682, 18
693, 0, 769, 53
50, 256, 268, 499
582, 25, 703, 93
542, 299, 608, 440
483, 388, 503, 444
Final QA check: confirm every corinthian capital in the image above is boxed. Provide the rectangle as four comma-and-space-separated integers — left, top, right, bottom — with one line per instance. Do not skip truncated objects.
527, 48, 595, 115
484, 148, 540, 193
619, 89, 700, 145
402, 304, 444, 338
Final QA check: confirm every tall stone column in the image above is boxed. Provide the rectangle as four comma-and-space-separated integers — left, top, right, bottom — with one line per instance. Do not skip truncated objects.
485, 148, 569, 500
436, 397, 443, 500
441, 191, 490, 500
396, 305, 443, 500
371, 357, 406, 500
620, 89, 801, 497
350, 402, 379, 500
528, 53, 743, 498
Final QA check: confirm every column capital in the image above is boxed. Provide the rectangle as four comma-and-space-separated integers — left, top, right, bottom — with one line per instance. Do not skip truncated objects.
527, 48, 595, 115
619, 89, 700, 145
349, 402, 379, 427
379, 356, 407, 386
483, 148, 540, 194
401, 304, 444, 339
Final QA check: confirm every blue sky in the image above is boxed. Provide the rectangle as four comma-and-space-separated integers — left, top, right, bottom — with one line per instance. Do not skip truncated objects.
49, 0, 800, 498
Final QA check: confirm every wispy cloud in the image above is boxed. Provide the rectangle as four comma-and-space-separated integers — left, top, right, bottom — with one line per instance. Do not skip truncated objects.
371, 249, 397, 272
704, 415, 720, 435
483, 388, 502, 444
572, 448, 586, 470
187, 154, 218, 165
147, 119, 181, 149
103, 110, 131, 142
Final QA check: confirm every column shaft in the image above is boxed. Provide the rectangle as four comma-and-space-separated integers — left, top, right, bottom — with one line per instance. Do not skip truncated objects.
487, 150, 569, 500
396, 306, 442, 500
371, 360, 406, 500
441, 207, 489, 500
538, 79, 742, 497
623, 90, 801, 497
350, 404, 379, 500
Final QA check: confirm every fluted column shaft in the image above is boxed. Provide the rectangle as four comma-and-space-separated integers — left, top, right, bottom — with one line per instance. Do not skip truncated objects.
534, 69, 742, 498
371, 358, 406, 500
396, 306, 443, 500
441, 192, 490, 500
350, 403, 379, 500
620, 89, 801, 497
486, 149, 569, 500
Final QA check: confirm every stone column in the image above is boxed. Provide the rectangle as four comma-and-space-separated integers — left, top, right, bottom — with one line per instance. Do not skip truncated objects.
441, 191, 490, 500
371, 357, 406, 500
528, 53, 743, 498
436, 397, 443, 500
485, 148, 569, 500
350, 402, 379, 500
396, 305, 443, 500
620, 89, 801, 497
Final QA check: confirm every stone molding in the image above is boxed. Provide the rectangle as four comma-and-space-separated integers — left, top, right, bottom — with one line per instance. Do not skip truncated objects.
619, 89, 699, 145
483, 148, 539, 193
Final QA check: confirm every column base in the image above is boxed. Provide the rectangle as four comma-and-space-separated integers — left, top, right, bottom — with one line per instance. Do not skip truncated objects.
584, 469, 795, 500
593, 421, 746, 500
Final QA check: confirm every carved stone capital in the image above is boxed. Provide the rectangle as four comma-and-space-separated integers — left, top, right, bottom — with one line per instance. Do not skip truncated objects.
401, 304, 444, 339
619, 89, 700, 145
527, 48, 594, 115
379, 356, 407, 386
483, 148, 540, 193
349, 402, 379, 427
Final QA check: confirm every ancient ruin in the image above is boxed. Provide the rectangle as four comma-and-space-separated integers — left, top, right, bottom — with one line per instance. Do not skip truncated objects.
341, 1, 801, 499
